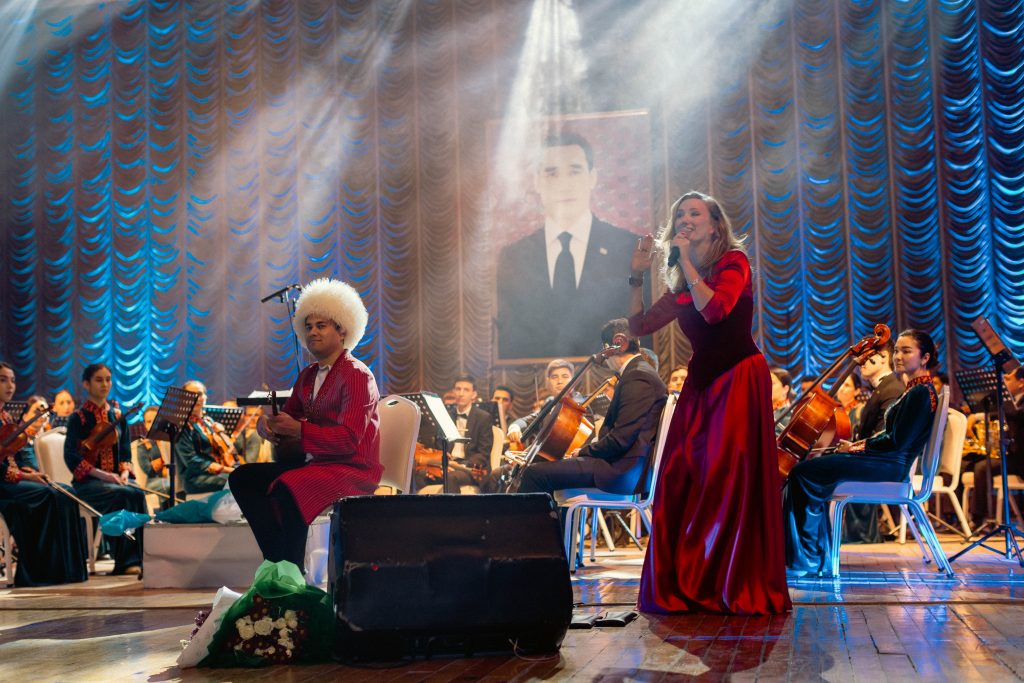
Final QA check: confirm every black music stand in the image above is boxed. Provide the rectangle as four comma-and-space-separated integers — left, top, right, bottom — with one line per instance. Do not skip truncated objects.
204, 406, 244, 435
236, 390, 291, 411
400, 392, 468, 493
145, 387, 200, 509
950, 368, 1003, 537
4, 401, 28, 423
950, 317, 1024, 566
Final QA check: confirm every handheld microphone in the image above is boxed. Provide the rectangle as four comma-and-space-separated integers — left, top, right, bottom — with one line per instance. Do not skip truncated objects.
667, 246, 680, 268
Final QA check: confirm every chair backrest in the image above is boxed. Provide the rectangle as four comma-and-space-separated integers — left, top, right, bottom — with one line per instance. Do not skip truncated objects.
913, 387, 950, 503
35, 430, 72, 484
643, 393, 678, 503
490, 426, 504, 470
131, 441, 149, 487
376, 394, 420, 494
937, 409, 967, 488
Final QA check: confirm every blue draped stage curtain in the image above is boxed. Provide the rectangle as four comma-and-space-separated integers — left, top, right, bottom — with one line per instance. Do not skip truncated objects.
1, 0, 1021, 413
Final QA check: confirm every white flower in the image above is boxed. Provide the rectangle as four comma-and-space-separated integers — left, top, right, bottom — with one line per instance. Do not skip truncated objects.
273, 618, 286, 629
237, 622, 256, 640
254, 617, 274, 636
284, 609, 297, 620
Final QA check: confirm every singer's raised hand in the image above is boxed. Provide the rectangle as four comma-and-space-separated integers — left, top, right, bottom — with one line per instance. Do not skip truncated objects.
631, 234, 655, 273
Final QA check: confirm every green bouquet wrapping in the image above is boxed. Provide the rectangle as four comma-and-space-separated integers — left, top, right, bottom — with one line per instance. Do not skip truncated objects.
198, 560, 335, 667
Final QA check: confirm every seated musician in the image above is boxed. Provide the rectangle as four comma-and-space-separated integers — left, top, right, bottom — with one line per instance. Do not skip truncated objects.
0, 366, 88, 586
770, 367, 795, 435
784, 329, 940, 577
52, 388, 76, 418
667, 365, 688, 395
413, 375, 493, 492
231, 278, 383, 571
136, 406, 170, 500
64, 363, 147, 575
842, 339, 902, 543
507, 359, 584, 444
174, 380, 234, 494
968, 366, 1024, 529
516, 319, 667, 497
232, 405, 265, 463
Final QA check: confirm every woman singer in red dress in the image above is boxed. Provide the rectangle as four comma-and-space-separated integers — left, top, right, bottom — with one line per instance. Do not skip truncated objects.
629, 191, 790, 614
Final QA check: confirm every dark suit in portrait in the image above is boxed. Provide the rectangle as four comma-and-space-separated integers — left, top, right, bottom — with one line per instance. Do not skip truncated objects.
496, 216, 643, 360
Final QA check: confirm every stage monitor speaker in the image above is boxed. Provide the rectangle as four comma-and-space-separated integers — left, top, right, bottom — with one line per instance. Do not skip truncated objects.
328, 493, 572, 660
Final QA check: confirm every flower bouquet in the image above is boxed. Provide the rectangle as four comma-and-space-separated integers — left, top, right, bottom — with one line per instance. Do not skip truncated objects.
178, 560, 334, 668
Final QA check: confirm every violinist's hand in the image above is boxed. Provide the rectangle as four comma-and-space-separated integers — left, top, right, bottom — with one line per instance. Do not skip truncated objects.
568, 448, 581, 459
630, 234, 655, 274
21, 471, 48, 485
267, 412, 302, 440
91, 468, 122, 484
120, 469, 132, 484
507, 424, 522, 441
837, 439, 865, 454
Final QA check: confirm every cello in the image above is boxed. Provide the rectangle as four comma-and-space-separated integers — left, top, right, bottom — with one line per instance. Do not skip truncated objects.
776, 324, 891, 479
504, 335, 630, 493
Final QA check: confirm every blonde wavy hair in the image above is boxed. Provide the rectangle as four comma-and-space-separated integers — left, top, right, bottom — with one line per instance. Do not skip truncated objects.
655, 191, 746, 292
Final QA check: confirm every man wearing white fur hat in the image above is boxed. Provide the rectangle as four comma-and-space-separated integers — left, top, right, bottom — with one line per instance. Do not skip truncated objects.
229, 278, 383, 571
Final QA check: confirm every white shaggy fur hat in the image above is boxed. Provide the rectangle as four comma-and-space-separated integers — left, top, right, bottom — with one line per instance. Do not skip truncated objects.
292, 278, 368, 352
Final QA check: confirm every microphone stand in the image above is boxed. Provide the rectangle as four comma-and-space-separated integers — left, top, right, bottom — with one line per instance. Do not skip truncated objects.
261, 284, 303, 376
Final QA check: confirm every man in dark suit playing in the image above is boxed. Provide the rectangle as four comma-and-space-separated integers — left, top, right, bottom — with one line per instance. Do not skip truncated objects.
496, 131, 644, 360
855, 341, 905, 440
414, 374, 494, 492
842, 340, 903, 543
517, 319, 667, 496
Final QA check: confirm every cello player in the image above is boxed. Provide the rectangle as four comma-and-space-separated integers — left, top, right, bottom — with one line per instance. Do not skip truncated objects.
515, 319, 666, 498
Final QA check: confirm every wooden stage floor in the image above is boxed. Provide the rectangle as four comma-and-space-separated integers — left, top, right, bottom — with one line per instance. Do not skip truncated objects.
4, 531, 1024, 682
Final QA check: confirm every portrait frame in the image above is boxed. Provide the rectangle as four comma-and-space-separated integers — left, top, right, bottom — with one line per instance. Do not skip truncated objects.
488, 109, 653, 365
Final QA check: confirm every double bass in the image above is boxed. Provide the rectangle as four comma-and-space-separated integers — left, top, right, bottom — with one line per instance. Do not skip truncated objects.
776, 324, 891, 479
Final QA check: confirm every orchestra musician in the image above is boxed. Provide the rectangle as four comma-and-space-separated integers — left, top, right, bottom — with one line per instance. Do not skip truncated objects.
413, 375, 493, 493
515, 320, 666, 498
842, 341, 903, 543
136, 406, 170, 501
0, 363, 88, 586
174, 380, 233, 494
507, 359, 583, 445
630, 191, 790, 615
64, 362, 147, 575
783, 329, 940, 577
232, 405, 265, 463
231, 278, 383, 571
52, 388, 76, 418
968, 365, 1024, 528
666, 365, 688, 395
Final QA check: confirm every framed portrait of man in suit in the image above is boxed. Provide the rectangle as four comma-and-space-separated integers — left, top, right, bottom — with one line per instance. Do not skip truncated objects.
489, 110, 653, 363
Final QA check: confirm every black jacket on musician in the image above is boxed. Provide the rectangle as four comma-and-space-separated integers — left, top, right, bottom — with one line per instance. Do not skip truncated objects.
447, 404, 494, 472
855, 373, 905, 440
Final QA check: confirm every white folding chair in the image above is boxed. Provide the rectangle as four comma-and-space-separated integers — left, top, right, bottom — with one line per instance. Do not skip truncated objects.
900, 408, 970, 538
374, 395, 420, 495
555, 393, 677, 572
829, 388, 956, 578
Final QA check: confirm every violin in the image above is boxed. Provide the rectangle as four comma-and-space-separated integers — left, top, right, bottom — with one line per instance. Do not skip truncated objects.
80, 403, 146, 462
414, 443, 487, 480
776, 324, 891, 479
202, 415, 244, 468
0, 403, 53, 459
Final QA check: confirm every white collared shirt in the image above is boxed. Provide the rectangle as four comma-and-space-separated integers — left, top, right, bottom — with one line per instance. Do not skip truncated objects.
544, 212, 592, 288
313, 364, 331, 399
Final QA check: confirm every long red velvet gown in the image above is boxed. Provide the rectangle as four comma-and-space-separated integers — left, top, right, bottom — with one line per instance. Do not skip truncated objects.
631, 250, 790, 614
